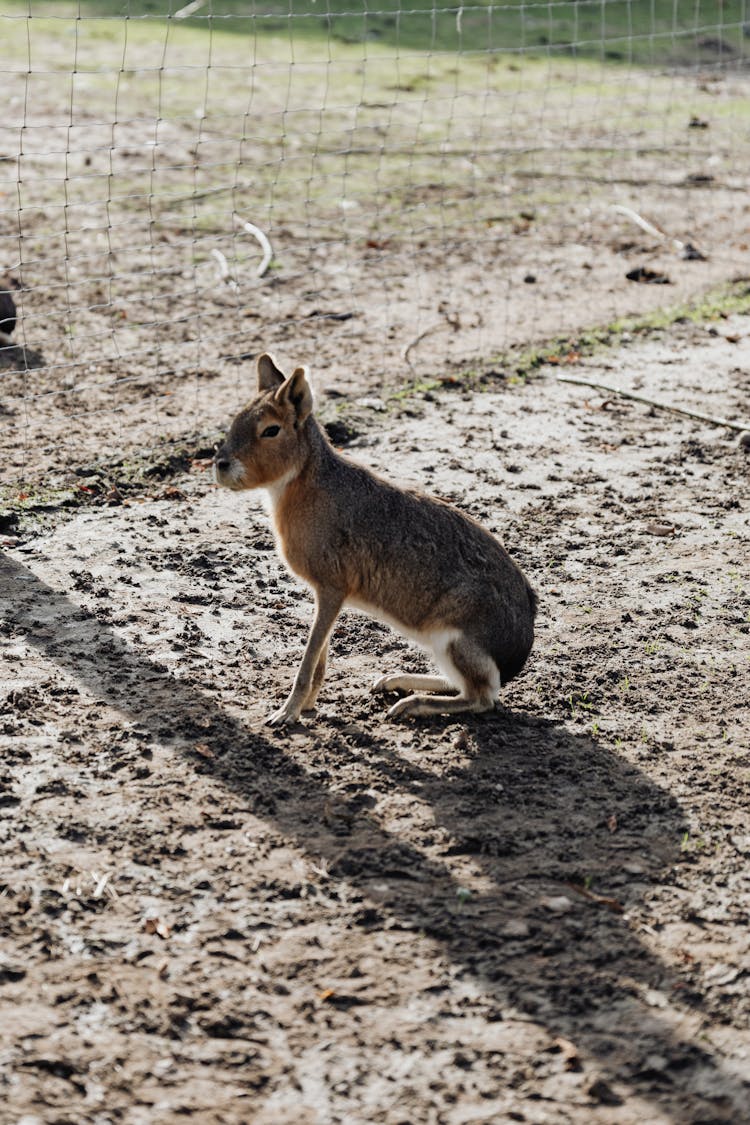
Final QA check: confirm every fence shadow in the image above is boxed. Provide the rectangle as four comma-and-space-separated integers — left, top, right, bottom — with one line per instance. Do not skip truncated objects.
1, 549, 744, 1119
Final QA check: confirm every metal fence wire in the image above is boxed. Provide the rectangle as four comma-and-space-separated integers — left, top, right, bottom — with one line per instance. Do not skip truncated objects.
2, 1, 749, 479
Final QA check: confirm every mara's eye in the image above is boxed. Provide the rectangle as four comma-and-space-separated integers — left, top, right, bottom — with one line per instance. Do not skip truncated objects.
261, 424, 281, 439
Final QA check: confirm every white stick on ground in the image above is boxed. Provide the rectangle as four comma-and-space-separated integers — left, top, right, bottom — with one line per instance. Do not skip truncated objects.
611, 204, 705, 259
211, 249, 238, 291
233, 214, 274, 278
612, 204, 673, 244
557, 373, 750, 434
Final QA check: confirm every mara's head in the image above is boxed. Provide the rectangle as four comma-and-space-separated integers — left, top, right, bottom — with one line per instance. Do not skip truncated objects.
214, 353, 314, 491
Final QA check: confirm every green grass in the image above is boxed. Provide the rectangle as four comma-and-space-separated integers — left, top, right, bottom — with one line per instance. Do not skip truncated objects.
3, 4, 732, 256
498, 280, 750, 379
3, 1, 746, 254
345, 277, 750, 411
1, 10, 663, 249
16, 0, 750, 67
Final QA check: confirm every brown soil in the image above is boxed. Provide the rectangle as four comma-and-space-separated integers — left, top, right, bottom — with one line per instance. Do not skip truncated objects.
1, 316, 749, 1123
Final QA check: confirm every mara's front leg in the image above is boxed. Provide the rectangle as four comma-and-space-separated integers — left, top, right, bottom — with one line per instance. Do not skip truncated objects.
266, 590, 342, 728
302, 641, 329, 712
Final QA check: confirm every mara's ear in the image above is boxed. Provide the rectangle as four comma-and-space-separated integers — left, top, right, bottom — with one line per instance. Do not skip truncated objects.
275, 365, 313, 423
257, 352, 286, 393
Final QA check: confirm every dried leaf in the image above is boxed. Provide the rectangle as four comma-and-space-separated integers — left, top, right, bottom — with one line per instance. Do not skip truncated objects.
144, 917, 171, 939
552, 1035, 582, 1071
607, 814, 618, 833
644, 521, 676, 537
194, 742, 215, 760
318, 988, 335, 1002
567, 883, 624, 914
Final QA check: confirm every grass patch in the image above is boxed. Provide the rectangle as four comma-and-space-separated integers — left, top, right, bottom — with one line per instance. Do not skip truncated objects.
496, 279, 750, 379
14, 1, 750, 67
3, 8, 742, 251
334, 278, 750, 408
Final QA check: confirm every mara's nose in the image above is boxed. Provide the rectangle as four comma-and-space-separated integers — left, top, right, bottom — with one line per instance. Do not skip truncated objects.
213, 449, 231, 472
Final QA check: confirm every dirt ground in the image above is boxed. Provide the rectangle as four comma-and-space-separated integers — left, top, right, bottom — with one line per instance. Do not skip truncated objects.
1, 311, 749, 1123
4, 40, 750, 485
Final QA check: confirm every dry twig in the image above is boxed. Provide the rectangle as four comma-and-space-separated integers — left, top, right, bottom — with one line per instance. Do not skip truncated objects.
558, 373, 750, 433
403, 323, 445, 371
612, 204, 706, 260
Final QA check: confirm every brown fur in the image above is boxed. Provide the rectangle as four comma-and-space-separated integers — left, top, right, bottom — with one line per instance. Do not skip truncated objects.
214, 353, 537, 726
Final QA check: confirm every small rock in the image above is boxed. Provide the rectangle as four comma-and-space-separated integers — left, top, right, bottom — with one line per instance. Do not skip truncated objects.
626, 266, 671, 285
681, 241, 707, 260
539, 895, 573, 915
643, 988, 668, 1009
705, 963, 741, 987
623, 862, 646, 875
356, 396, 386, 412
501, 919, 531, 938
0, 962, 26, 984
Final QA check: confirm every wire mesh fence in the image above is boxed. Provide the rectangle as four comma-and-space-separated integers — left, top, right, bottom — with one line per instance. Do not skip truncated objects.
2, 1, 749, 481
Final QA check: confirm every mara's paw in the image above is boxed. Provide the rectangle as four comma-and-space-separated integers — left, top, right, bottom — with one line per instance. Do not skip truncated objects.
371, 673, 402, 695
386, 694, 423, 720
264, 703, 303, 729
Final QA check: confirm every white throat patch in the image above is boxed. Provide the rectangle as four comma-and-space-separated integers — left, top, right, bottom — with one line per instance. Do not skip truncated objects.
263, 467, 298, 514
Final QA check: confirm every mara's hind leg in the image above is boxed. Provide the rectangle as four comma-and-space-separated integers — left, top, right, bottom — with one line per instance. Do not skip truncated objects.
372, 672, 456, 695
387, 634, 499, 720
